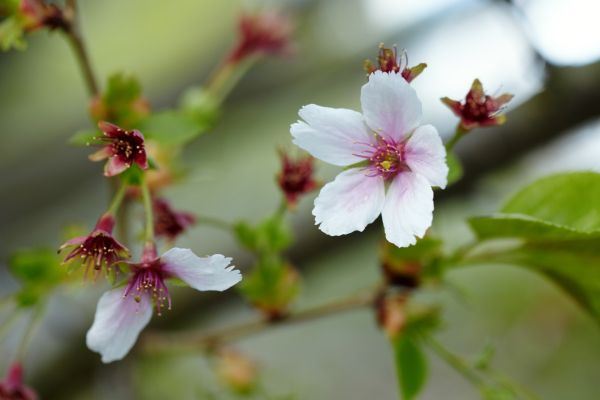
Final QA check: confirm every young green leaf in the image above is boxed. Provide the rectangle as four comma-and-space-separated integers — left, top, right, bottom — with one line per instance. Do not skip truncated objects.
393, 335, 427, 400
139, 111, 205, 146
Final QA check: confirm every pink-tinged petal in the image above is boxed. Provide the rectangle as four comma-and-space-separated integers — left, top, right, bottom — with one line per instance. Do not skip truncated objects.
88, 146, 111, 162
405, 125, 448, 189
104, 156, 129, 177
360, 71, 422, 141
98, 121, 122, 137
313, 168, 385, 236
161, 249, 242, 291
291, 104, 373, 166
58, 236, 86, 250
86, 288, 153, 363
382, 172, 433, 248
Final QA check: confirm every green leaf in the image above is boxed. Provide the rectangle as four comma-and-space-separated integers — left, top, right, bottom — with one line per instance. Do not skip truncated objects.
469, 214, 600, 242
0, 16, 26, 51
467, 172, 600, 323
9, 248, 62, 285
393, 335, 427, 400
105, 73, 142, 105
139, 110, 205, 146
233, 215, 292, 254
501, 172, 600, 232
447, 151, 463, 186
489, 240, 600, 323
68, 129, 102, 146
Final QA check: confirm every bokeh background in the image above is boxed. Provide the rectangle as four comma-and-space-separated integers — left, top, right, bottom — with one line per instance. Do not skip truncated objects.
1, 0, 600, 398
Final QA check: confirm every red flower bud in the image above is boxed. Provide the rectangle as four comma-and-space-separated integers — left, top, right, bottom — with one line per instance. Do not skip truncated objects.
364, 44, 427, 83
277, 151, 318, 208
0, 363, 37, 400
19, 0, 68, 32
153, 197, 196, 241
442, 79, 513, 131
228, 11, 293, 63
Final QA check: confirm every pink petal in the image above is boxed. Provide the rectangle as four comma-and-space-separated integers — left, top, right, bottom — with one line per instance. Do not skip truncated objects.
88, 146, 111, 162
381, 172, 434, 248
360, 71, 422, 142
291, 104, 373, 166
98, 121, 122, 137
405, 125, 448, 188
161, 249, 241, 291
104, 156, 130, 177
86, 288, 153, 363
313, 168, 385, 236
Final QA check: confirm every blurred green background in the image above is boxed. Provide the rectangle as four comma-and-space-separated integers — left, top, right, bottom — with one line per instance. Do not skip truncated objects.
1, 0, 600, 399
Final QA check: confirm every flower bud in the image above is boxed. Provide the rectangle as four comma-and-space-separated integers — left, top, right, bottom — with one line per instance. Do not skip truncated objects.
277, 150, 318, 208
441, 79, 513, 131
0, 363, 38, 400
227, 11, 293, 64
364, 43, 426, 83
153, 197, 196, 241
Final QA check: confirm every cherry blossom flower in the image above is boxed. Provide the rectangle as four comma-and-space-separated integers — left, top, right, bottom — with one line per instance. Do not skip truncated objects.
89, 121, 148, 177
86, 244, 241, 363
228, 11, 293, 63
277, 151, 318, 207
290, 71, 448, 247
0, 363, 37, 400
364, 44, 427, 83
153, 197, 196, 241
441, 79, 513, 131
59, 213, 129, 279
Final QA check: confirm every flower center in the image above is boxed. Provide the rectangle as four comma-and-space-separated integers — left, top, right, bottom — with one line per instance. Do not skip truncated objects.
124, 264, 171, 315
357, 136, 407, 180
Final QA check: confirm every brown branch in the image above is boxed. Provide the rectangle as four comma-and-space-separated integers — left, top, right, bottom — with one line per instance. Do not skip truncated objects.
62, 1, 99, 97
140, 287, 378, 355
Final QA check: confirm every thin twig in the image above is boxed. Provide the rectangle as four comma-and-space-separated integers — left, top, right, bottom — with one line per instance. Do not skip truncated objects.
63, 0, 99, 97
141, 288, 378, 354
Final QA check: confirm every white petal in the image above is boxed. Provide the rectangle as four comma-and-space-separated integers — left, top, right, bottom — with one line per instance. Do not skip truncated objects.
291, 104, 373, 166
86, 289, 153, 363
161, 248, 242, 291
360, 71, 422, 141
382, 172, 434, 248
405, 125, 448, 188
313, 168, 385, 236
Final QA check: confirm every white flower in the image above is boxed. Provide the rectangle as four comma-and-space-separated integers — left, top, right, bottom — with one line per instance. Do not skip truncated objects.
86, 247, 241, 363
290, 71, 448, 247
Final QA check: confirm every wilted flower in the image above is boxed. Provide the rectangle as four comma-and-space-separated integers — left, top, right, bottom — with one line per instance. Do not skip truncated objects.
228, 11, 293, 63
18, 0, 68, 32
216, 349, 258, 394
153, 197, 196, 241
277, 151, 318, 207
0, 363, 37, 400
290, 71, 448, 247
86, 244, 241, 363
442, 79, 513, 131
364, 44, 426, 83
375, 293, 407, 339
59, 213, 129, 279
89, 121, 148, 177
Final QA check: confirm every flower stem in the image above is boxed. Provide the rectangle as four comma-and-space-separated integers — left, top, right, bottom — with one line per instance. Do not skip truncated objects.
107, 180, 128, 215
206, 58, 256, 106
140, 176, 154, 243
141, 286, 378, 354
198, 215, 233, 232
15, 304, 45, 362
63, 1, 99, 97
422, 334, 487, 390
445, 124, 468, 152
